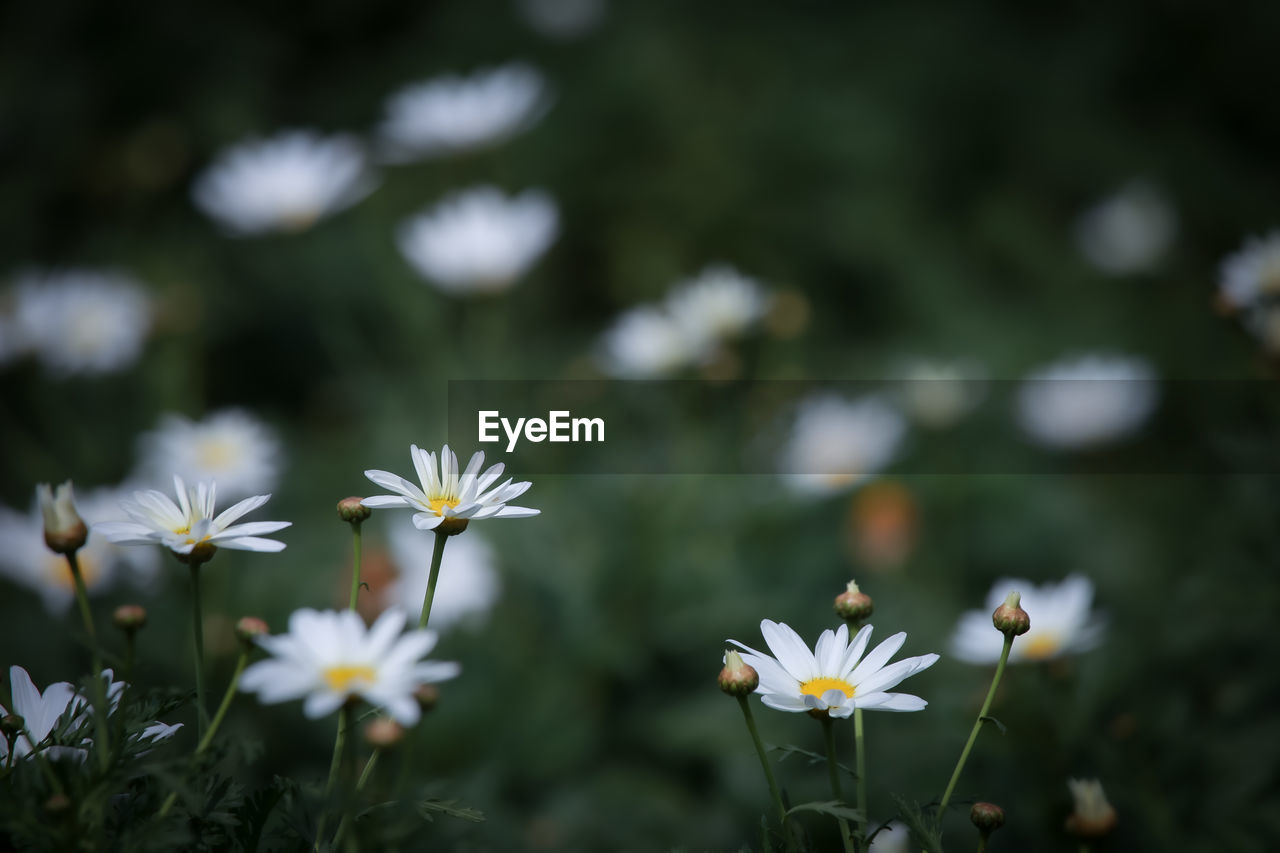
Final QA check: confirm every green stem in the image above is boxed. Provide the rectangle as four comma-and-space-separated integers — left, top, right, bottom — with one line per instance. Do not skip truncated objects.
65, 552, 101, 673
66, 552, 110, 771
346, 521, 364, 611
157, 650, 249, 818
123, 633, 136, 682
315, 704, 352, 851
189, 563, 208, 737
735, 695, 788, 832
331, 750, 382, 848
821, 717, 856, 853
417, 533, 448, 630
854, 708, 867, 852
938, 634, 1014, 818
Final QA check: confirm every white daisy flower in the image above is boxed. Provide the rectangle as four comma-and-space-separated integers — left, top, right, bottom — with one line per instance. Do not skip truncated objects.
1218, 230, 1280, 312
192, 130, 377, 236
596, 305, 701, 378
363, 444, 538, 533
396, 186, 559, 294
664, 264, 771, 355
94, 476, 290, 560
949, 575, 1105, 664
377, 63, 549, 162
0, 486, 158, 613
0, 666, 180, 763
136, 409, 282, 500
1016, 354, 1157, 450
894, 359, 986, 429
8, 269, 152, 376
782, 395, 907, 495
1074, 181, 1176, 275
385, 519, 500, 632
239, 608, 459, 725
729, 620, 938, 717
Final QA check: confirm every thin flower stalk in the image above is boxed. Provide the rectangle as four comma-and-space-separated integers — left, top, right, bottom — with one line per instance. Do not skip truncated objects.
347, 520, 364, 612
820, 717, 856, 853
419, 533, 448, 630
331, 749, 383, 848
734, 694, 788, 835
66, 552, 111, 771
315, 704, 353, 852
938, 633, 1014, 818
158, 646, 250, 818
854, 707, 867, 851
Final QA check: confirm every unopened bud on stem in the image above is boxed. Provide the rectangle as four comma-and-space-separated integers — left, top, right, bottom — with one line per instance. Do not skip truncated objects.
992, 591, 1031, 637
718, 650, 759, 696
834, 580, 874, 622
235, 617, 269, 649
113, 604, 147, 635
1065, 779, 1117, 839
337, 497, 372, 524
364, 718, 406, 749
970, 801, 1005, 836
39, 482, 87, 555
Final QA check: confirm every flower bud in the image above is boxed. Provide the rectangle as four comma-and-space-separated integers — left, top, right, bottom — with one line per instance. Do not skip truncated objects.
113, 604, 147, 635
414, 684, 440, 713
337, 497, 372, 524
1065, 779, 1117, 839
718, 650, 759, 696
364, 718, 406, 749
992, 591, 1031, 637
834, 580, 874, 622
1, 714, 25, 738
435, 517, 470, 537
235, 617, 270, 648
970, 801, 1005, 835
44, 793, 72, 815
39, 481, 87, 555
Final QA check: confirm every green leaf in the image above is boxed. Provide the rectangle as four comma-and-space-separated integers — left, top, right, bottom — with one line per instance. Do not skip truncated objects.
773, 744, 856, 778
979, 714, 1007, 734
416, 799, 486, 823
890, 795, 945, 853
785, 800, 865, 822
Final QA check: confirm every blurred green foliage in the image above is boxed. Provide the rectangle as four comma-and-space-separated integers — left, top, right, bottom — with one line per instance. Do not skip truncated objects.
4, 0, 1280, 850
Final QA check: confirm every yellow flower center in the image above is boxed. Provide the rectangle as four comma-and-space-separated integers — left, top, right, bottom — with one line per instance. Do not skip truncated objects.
323, 665, 376, 692
428, 497, 460, 516
44, 552, 101, 590
800, 676, 856, 699
196, 437, 237, 471
1020, 633, 1061, 661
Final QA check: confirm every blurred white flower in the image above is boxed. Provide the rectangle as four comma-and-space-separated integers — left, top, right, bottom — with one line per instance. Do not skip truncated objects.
7, 270, 152, 376
1016, 354, 1157, 450
240, 608, 459, 725
385, 519, 500, 632
728, 620, 939, 717
0, 486, 158, 613
665, 264, 771, 355
782, 395, 907, 495
597, 305, 701, 378
96, 476, 290, 559
1074, 181, 1176, 275
397, 187, 558, 294
0, 666, 180, 763
949, 575, 1105, 664
363, 443, 538, 533
378, 63, 549, 162
137, 409, 282, 500
868, 821, 910, 853
895, 359, 986, 429
192, 130, 376, 236
515, 0, 606, 40
1218, 230, 1280, 312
